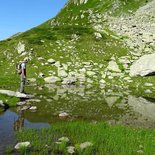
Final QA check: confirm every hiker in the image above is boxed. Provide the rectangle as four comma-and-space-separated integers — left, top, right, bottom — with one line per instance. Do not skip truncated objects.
17, 58, 28, 93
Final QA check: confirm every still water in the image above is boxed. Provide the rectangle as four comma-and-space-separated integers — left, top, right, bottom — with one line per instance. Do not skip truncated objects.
1, 84, 155, 153
0, 110, 49, 154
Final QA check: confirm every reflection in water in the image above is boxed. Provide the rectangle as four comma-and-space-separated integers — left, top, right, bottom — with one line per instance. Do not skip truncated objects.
22, 85, 155, 128
7, 85, 155, 127
1, 85, 155, 153
128, 95, 155, 121
13, 111, 24, 131
0, 110, 50, 154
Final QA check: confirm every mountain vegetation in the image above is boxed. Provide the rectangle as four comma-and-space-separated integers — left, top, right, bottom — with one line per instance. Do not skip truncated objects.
1, 0, 155, 98
0, 0, 155, 105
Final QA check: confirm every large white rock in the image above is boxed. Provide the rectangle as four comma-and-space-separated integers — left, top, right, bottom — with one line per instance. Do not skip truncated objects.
130, 53, 155, 76
0, 90, 34, 98
17, 42, 25, 54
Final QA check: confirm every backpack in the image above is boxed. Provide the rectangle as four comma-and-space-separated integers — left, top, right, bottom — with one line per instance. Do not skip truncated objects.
16, 62, 22, 74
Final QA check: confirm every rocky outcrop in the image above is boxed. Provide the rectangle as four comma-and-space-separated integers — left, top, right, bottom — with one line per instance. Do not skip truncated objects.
108, 0, 155, 57
16, 42, 25, 55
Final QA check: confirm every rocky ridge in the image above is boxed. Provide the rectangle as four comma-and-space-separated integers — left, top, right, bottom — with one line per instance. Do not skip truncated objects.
107, 0, 155, 76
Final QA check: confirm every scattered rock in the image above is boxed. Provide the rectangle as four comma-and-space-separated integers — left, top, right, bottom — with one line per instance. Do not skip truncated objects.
0, 100, 5, 107
29, 106, 37, 110
137, 150, 144, 154
14, 142, 30, 149
144, 89, 152, 94
58, 137, 69, 142
79, 142, 93, 150
67, 146, 75, 154
21, 106, 30, 111
27, 78, 36, 83
17, 101, 26, 106
62, 77, 77, 85
82, 62, 92, 66
107, 61, 121, 72
87, 71, 96, 76
39, 72, 45, 78
26, 99, 41, 103
59, 112, 69, 118
144, 83, 153, 87
94, 32, 102, 39
99, 79, 106, 84
58, 68, 68, 77
47, 58, 56, 64
44, 76, 61, 83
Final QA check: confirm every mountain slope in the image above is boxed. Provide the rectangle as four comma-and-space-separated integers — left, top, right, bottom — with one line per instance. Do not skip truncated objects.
0, 0, 155, 97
